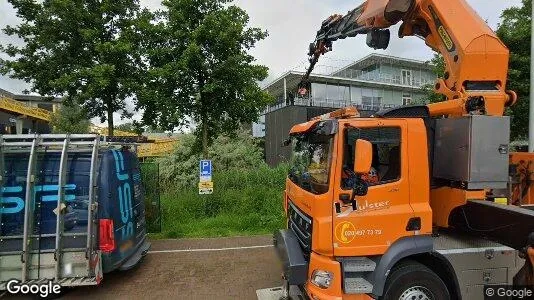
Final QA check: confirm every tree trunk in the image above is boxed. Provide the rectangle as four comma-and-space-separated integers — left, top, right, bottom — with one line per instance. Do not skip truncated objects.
107, 106, 114, 137
202, 119, 208, 159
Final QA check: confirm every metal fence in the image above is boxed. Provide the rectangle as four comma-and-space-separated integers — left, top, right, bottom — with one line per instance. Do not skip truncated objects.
140, 162, 161, 233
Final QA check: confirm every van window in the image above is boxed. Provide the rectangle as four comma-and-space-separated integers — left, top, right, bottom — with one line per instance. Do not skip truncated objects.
342, 127, 401, 189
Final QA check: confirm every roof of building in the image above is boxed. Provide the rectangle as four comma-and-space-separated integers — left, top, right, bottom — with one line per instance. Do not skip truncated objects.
0, 88, 62, 103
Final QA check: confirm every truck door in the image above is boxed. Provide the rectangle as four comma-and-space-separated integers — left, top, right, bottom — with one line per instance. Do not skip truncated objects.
332, 121, 415, 256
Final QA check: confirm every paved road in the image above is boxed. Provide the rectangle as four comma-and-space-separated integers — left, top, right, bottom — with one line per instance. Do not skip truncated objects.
4, 235, 282, 300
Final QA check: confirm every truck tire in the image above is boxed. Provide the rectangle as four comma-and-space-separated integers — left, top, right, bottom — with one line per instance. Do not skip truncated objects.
381, 260, 450, 300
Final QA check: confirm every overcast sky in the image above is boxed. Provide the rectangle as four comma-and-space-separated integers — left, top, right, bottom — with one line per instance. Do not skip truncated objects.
0, 0, 523, 125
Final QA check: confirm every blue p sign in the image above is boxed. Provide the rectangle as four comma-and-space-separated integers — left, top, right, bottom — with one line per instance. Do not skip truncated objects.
200, 160, 212, 178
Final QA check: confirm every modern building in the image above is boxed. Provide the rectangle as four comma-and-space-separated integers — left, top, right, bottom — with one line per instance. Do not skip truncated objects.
259, 53, 437, 166
0, 88, 62, 134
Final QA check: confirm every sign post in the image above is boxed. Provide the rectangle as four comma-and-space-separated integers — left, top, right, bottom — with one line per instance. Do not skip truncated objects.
199, 160, 213, 195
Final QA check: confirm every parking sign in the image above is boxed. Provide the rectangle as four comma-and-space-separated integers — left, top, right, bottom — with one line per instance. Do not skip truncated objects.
199, 160, 212, 182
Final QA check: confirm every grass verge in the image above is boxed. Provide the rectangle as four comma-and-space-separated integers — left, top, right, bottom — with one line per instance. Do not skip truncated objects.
150, 164, 288, 239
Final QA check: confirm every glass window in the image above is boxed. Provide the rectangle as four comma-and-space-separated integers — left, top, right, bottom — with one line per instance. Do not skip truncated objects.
402, 93, 412, 106
289, 130, 334, 195
312, 83, 327, 101
401, 70, 413, 85
327, 84, 340, 101
362, 96, 382, 110
362, 96, 374, 107
341, 86, 350, 103
375, 96, 383, 107
350, 87, 362, 104
341, 127, 401, 189
362, 88, 374, 97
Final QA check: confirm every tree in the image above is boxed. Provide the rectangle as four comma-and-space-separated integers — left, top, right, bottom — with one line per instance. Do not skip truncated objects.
420, 54, 446, 104
137, 0, 273, 157
0, 0, 148, 136
497, 0, 531, 140
49, 104, 91, 134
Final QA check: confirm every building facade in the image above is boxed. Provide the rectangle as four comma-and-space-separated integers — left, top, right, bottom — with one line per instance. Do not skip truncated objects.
259, 54, 437, 165
0, 88, 62, 134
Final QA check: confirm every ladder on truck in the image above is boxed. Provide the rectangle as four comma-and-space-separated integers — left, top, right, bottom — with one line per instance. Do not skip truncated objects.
0, 134, 103, 289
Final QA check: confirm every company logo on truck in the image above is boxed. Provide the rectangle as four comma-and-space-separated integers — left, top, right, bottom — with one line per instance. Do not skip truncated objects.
335, 221, 357, 244
1, 184, 77, 214
112, 150, 134, 240
429, 5, 456, 52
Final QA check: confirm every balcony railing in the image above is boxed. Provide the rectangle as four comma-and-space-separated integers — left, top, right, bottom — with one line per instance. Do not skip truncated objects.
333, 69, 434, 88
261, 97, 400, 115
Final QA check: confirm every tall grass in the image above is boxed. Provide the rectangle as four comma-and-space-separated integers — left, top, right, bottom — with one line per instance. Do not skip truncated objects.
152, 164, 288, 239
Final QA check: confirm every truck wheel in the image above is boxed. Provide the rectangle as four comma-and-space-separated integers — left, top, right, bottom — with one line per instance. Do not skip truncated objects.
381, 260, 450, 300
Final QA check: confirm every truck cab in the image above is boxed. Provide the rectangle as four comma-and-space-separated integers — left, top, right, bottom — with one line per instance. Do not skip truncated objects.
275, 108, 522, 300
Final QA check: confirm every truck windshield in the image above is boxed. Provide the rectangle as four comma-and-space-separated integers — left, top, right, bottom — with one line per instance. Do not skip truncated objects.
288, 133, 333, 195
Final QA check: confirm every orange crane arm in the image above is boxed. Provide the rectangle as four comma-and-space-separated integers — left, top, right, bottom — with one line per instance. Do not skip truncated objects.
299, 0, 517, 117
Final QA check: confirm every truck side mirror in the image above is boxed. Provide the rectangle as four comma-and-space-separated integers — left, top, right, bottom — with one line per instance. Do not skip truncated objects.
354, 139, 373, 174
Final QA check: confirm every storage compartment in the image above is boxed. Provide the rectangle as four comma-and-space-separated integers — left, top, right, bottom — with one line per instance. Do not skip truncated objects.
433, 116, 510, 189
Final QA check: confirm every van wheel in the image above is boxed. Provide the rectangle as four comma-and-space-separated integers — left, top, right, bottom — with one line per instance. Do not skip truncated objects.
381, 260, 450, 300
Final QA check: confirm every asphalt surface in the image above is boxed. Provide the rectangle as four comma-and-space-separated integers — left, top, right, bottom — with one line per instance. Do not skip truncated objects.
3, 235, 282, 300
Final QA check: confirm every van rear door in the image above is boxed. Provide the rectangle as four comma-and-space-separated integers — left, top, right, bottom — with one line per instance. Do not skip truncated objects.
0, 135, 102, 289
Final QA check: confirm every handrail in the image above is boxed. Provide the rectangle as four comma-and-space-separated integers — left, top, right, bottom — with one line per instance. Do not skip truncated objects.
0, 96, 51, 122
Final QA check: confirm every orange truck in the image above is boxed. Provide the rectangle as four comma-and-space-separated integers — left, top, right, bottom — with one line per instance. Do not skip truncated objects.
272, 0, 534, 299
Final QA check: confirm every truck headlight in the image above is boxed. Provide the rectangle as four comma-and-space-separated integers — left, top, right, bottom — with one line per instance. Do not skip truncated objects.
311, 270, 333, 289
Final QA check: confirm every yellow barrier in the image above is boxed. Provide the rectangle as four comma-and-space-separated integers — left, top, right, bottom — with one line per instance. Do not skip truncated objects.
0, 96, 51, 121
138, 139, 177, 158
90, 126, 139, 137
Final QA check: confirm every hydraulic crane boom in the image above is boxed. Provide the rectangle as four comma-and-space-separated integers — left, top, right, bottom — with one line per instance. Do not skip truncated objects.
299, 0, 518, 117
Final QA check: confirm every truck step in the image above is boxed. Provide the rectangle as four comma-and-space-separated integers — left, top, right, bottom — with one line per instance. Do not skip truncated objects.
344, 277, 373, 294
342, 257, 376, 272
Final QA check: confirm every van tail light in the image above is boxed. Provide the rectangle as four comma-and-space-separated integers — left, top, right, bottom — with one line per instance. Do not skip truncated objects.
99, 219, 115, 253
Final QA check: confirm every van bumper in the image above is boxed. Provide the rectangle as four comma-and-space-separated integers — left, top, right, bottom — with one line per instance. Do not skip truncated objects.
273, 229, 308, 285
118, 238, 151, 271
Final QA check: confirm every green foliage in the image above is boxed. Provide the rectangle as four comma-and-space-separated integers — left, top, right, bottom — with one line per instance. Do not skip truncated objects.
150, 128, 287, 238
158, 129, 266, 189
420, 54, 446, 105
49, 104, 90, 134
153, 164, 288, 238
137, 0, 274, 156
1, 0, 149, 135
497, 0, 531, 140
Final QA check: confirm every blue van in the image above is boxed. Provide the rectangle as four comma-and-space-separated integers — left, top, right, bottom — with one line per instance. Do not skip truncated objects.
0, 134, 150, 288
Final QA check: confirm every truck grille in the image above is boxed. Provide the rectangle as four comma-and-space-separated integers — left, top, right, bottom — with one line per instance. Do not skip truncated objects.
288, 201, 312, 258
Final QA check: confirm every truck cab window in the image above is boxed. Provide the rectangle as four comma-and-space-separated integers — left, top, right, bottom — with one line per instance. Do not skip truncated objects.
342, 127, 401, 189
289, 132, 333, 195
